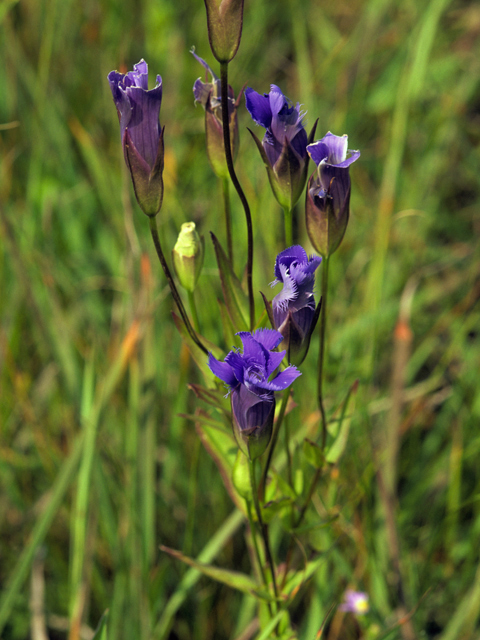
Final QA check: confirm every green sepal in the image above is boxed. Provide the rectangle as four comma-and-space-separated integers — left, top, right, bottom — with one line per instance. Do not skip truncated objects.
325, 379, 359, 464
232, 449, 252, 500
211, 232, 248, 331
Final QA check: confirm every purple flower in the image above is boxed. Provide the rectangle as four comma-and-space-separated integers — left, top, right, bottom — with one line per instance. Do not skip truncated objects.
108, 60, 164, 217
339, 590, 369, 615
245, 86, 316, 210
271, 246, 322, 366
208, 329, 301, 459
305, 132, 360, 257
192, 50, 239, 179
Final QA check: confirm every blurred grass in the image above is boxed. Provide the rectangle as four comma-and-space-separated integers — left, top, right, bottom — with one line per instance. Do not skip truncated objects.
1, 0, 480, 638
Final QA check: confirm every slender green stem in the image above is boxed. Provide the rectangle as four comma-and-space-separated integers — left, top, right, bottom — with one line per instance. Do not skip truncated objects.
284, 415, 293, 489
148, 217, 207, 355
283, 207, 293, 247
183, 438, 200, 558
219, 61, 255, 330
260, 387, 291, 500
317, 255, 330, 448
248, 459, 278, 606
187, 290, 200, 333
222, 177, 233, 266
246, 501, 270, 607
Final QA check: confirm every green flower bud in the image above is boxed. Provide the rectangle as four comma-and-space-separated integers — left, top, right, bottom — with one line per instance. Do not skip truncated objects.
172, 223, 205, 293
204, 0, 244, 63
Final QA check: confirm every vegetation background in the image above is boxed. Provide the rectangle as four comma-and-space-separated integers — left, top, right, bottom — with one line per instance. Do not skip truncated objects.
1, 0, 479, 638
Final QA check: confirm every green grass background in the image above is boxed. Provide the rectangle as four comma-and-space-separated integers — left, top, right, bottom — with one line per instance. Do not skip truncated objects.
1, 0, 479, 638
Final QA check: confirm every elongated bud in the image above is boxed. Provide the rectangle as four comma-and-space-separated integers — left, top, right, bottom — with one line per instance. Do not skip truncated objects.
204, 0, 244, 63
172, 222, 205, 292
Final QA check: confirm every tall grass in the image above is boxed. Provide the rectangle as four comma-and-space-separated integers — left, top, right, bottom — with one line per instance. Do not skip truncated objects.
0, 0, 479, 638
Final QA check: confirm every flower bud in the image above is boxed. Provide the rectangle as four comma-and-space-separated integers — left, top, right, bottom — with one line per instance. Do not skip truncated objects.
192, 51, 239, 179
204, 0, 244, 63
172, 222, 205, 293
306, 132, 360, 257
108, 60, 165, 217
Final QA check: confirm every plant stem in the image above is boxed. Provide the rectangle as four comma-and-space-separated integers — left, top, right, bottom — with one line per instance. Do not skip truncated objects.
260, 387, 291, 500
219, 61, 255, 330
317, 255, 330, 448
246, 502, 270, 603
248, 459, 278, 607
148, 217, 207, 355
283, 206, 293, 247
187, 290, 200, 333
222, 177, 233, 266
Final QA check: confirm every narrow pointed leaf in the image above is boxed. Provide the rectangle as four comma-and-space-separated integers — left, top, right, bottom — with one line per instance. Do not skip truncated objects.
172, 312, 222, 381
160, 545, 263, 596
211, 233, 248, 331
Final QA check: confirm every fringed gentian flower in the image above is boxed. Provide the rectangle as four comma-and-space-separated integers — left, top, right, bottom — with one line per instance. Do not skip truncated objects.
108, 60, 164, 217
192, 50, 239, 180
208, 329, 301, 460
339, 590, 369, 615
271, 246, 322, 366
245, 85, 316, 210
306, 132, 360, 257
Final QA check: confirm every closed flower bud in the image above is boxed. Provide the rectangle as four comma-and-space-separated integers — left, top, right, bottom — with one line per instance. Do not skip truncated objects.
172, 222, 205, 293
192, 51, 239, 179
204, 0, 244, 63
306, 132, 360, 257
108, 60, 164, 217
208, 329, 301, 460
271, 246, 322, 366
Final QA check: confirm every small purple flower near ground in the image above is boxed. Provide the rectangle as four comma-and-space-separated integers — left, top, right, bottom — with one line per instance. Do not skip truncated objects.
245, 86, 314, 210
271, 246, 322, 366
306, 132, 360, 257
108, 60, 164, 217
339, 590, 369, 615
208, 329, 301, 459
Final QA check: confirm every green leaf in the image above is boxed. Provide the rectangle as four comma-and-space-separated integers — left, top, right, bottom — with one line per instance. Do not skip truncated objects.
91, 610, 109, 640
326, 380, 359, 464
160, 545, 265, 597
194, 409, 246, 512
188, 383, 229, 413
211, 233, 248, 331
303, 438, 325, 469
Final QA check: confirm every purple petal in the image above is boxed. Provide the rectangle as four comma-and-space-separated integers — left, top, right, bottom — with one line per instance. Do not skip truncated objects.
224, 350, 246, 385
319, 162, 351, 207
321, 132, 348, 164
273, 245, 308, 281
123, 81, 162, 169
264, 349, 286, 376
259, 366, 301, 391
245, 88, 272, 129
250, 328, 284, 352
208, 353, 237, 388
191, 50, 218, 81
273, 264, 298, 312
193, 78, 211, 107
307, 141, 330, 166
237, 332, 268, 373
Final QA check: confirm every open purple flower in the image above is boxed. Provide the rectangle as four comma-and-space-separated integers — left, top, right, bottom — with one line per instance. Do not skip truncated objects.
208, 329, 301, 459
339, 590, 369, 615
271, 246, 322, 366
305, 132, 360, 257
192, 50, 239, 179
245, 86, 316, 210
108, 60, 164, 217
